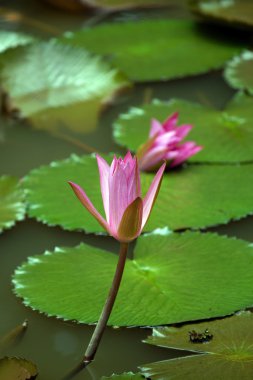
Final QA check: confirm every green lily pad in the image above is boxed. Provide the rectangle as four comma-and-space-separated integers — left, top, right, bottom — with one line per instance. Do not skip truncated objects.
60, 20, 244, 82
224, 51, 253, 95
142, 311, 253, 379
113, 92, 253, 163
226, 90, 253, 115
0, 176, 25, 233
23, 154, 253, 232
0, 31, 34, 54
0, 357, 38, 379
13, 232, 253, 326
191, 0, 253, 30
0, 40, 129, 136
101, 373, 143, 379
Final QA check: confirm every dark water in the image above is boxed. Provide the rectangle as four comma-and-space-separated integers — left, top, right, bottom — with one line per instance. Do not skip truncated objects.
0, 1, 253, 379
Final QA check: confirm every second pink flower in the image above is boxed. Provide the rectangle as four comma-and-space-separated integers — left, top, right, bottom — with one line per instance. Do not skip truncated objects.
137, 112, 202, 171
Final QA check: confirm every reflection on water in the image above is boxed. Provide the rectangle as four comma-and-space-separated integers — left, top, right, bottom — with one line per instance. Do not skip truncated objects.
0, 0, 252, 379
209, 215, 253, 243
54, 331, 79, 356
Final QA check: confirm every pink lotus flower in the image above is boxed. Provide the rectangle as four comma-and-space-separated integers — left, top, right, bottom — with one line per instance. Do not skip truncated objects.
68, 152, 165, 243
137, 112, 203, 171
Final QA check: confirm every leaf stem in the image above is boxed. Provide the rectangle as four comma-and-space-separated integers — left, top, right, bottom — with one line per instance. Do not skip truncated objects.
84, 242, 129, 364
51, 130, 103, 155
0, 319, 28, 352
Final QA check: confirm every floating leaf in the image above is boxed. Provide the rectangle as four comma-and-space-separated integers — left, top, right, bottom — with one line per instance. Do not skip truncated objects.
0, 357, 37, 379
142, 311, 253, 379
29, 99, 102, 137
23, 154, 253, 232
0, 40, 129, 136
113, 93, 253, 163
0, 176, 25, 233
102, 372, 144, 379
0, 31, 34, 54
191, 0, 253, 30
61, 20, 244, 82
224, 90, 253, 118
80, 0, 179, 10
224, 50, 253, 95
13, 232, 253, 326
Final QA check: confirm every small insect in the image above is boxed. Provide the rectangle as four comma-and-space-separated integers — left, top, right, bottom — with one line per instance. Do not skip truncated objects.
189, 329, 213, 343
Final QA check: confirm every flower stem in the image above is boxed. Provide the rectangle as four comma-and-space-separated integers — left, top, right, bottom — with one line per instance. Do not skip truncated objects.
62, 242, 129, 380
84, 242, 129, 364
